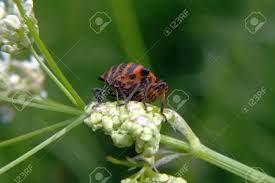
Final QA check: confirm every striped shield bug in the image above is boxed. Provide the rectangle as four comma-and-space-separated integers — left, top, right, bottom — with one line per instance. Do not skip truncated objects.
93, 62, 168, 113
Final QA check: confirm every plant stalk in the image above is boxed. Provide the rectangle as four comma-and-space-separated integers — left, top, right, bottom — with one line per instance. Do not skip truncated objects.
160, 135, 275, 183
0, 114, 87, 175
0, 117, 79, 147
12, 0, 85, 109
0, 95, 83, 115
31, 47, 78, 106
197, 145, 275, 183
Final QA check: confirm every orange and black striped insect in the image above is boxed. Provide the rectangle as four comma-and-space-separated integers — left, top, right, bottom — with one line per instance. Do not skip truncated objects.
93, 62, 168, 113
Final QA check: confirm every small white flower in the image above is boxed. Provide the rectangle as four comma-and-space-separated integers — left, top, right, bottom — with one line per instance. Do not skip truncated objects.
0, 0, 38, 54
111, 130, 133, 147
121, 178, 138, 183
140, 127, 152, 141
0, 52, 46, 97
144, 173, 187, 183
3, 15, 21, 30
9, 73, 20, 84
133, 115, 149, 126
0, 2, 5, 19
158, 174, 169, 181
121, 172, 187, 183
102, 116, 113, 132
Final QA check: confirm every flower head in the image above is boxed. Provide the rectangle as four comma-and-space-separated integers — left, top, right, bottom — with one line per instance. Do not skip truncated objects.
84, 101, 166, 157
0, 51, 46, 97
0, 0, 38, 54
121, 173, 187, 183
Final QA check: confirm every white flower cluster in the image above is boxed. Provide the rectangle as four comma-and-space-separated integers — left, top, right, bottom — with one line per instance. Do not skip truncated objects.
0, 0, 38, 54
84, 101, 166, 157
121, 173, 187, 183
0, 51, 46, 97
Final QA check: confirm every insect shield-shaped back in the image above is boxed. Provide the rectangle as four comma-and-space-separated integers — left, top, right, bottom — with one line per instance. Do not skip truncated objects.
95, 62, 168, 113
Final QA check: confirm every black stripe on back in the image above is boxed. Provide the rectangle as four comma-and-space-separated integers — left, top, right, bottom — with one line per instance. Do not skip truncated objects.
110, 64, 120, 78
106, 64, 119, 84
126, 63, 138, 75
113, 63, 127, 79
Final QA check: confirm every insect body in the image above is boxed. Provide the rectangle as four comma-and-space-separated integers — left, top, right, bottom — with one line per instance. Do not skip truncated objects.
95, 62, 168, 113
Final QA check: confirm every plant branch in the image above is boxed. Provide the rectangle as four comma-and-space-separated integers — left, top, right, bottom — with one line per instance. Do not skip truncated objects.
197, 145, 275, 183
166, 109, 201, 151
31, 47, 78, 106
106, 156, 144, 168
0, 117, 78, 147
0, 114, 87, 175
0, 95, 83, 115
12, 0, 85, 109
160, 123, 275, 183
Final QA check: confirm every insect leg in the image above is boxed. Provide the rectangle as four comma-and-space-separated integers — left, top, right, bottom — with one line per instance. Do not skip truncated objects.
124, 82, 141, 108
161, 93, 168, 122
142, 78, 150, 111
116, 89, 120, 101
118, 86, 127, 100
116, 85, 128, 108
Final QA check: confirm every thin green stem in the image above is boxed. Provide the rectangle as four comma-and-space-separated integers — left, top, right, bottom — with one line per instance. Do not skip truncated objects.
38, 98, 75, 108
0, 114, 87, 175
160, 134, 191, 152
0, 95, 83, 115
106, 156, 144, 168
32, 98, 78, 111
31, 47, 78, 106
162, 109, 275, 183
166, 109, 201, 150
160, 135, 275, 183
197, 145, 275, 183
12, 0, 85, 109
0, 118, 78, 147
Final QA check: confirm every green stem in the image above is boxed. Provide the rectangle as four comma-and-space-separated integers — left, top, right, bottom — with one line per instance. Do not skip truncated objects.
106, 156, 144, 168
31, 47, 78, 106
166, 109, 201, 150
160, 134, 190, 152
0, 95, 83, 115
0, 114, 87, 175
160, 135, 275, 183
197, 145, 275, 183
12, 0, 85, 109
0, 118, 78, 147
33, 98, 79, 112
163, 109, 275, 183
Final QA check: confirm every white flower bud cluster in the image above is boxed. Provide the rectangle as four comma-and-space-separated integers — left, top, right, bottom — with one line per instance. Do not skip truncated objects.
0, 0, 38, 54
0, 52, 46, 97
121, 173, 187, 183
84, 101, 166, 157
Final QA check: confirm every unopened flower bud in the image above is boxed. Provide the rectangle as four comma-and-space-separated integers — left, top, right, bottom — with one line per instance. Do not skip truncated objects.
144, 173, 187, 183
84, 101, 165, 157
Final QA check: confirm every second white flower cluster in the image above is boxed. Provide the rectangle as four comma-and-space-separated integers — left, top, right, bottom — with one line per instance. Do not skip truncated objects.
0, 0, 38, 54
84, 101, 166, 157
121, 173, 187, 183
0, 52, 45, 97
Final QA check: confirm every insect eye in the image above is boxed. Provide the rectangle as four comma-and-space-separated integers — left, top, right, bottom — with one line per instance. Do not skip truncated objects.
140, 68, 149, 76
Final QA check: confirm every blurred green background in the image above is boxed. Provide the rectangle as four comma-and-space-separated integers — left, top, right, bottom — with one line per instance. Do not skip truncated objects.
1, 0, 275, 182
